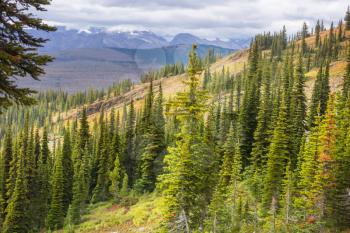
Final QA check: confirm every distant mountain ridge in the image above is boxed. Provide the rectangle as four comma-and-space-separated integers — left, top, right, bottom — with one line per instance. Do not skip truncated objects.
20, 27, 245, 92
28, 26, 250, 52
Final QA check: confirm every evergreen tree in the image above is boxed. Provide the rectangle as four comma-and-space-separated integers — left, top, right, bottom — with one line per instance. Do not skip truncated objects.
159, 45, 212, 232
262, 98, 290, 210
92, 110, 110, 203
332, 96, 350, 228
41, 127, 49, 164
47, 150, 65, 230
251, 62, 272, 168
62, 128, 73, 213
315, 20, 321, 47
290, 54, 307, 166
3, 142, 30, 233
295, 111, 322, 222
345, 6, 350, 30
301, 22, 309, 54
239, 41, 260, 166
109, 155, 121, 201
0, 0, 55, 112
1, 129, 12, 204
309, 65, 324, 128
311, 95, 337, 225
123, 100, 136, 187
78, 108, 90, 153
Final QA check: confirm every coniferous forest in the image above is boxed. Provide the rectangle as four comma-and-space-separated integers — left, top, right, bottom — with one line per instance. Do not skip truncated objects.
1, 1, 350, 233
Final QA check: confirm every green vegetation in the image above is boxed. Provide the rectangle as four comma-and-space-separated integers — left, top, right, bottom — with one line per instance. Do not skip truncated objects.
1, 4, 350, 233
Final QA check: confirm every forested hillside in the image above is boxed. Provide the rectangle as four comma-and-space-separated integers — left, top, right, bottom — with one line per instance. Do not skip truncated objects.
1, 8, 350, 233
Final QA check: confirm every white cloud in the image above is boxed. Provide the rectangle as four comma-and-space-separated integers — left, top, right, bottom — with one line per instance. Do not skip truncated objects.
40, 0, 349, 39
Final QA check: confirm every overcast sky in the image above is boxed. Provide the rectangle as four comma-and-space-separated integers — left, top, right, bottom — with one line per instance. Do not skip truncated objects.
41, 0, 349, 40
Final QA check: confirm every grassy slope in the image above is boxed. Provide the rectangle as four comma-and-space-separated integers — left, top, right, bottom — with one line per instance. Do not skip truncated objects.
68, 194, 165, 233
56, 28, 349, 233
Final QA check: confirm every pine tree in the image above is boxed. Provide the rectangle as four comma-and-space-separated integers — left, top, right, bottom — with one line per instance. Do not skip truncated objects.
0, 0, 55, 112
123, 100, 136, 187
308, 62, 330, 128
70, 145, 89, 225
3, 141, 30, 233
311, 95, 337, 225
47, 150, 65, 230
62, 128, 73, 213
301, 22, 309, 54
262, 98, 290, 210
332, 96, 350, 228
158, 45, 212, 232
345, 6, 350, 30
120, 172, 129, 197
34, 128, 40, 168
309, 65, 324, 128
78, 108, 90, 153
1, 129, 12, 204
92, 110, 110, 203
251, 62, 272, 168
320, 62, 330, 114
315, 20, 321, 47
109, 155, 121, 200
33, 132, 50, 230
41, 127, 49, 164
239, 41, 260, 166
295, 111, 322, 221
290, 54, 307, 166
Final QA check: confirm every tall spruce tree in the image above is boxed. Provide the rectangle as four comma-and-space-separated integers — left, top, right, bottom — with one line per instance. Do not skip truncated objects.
123, 100, 136, 187
251, 62, 272, 168
262, 98, 290, 210
239, 40, 260, 166
47, 150, 65, 230
345, 6, 350, 30
92, 110, 110, 203
3, 137, 30, 233
290, 54, 307, 166
159, 45, 213, 232
62, 128, 73, 213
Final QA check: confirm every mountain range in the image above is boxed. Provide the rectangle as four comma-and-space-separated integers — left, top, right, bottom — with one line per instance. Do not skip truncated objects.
30, 26, 250, 51
19, 27, 249, 92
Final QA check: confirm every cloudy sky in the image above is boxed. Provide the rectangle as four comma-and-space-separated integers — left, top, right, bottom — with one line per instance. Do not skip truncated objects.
41, 0, 349, 39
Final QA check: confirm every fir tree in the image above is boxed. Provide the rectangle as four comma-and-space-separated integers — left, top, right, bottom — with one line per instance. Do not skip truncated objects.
315, 20, 321, 47
1, 129, 12, 204
311, 95, 337, 225
301, 22, 309, 54
47, 150, 65, 230
123, 100, 136, 187
239, 41, 260, 166
159, 45, 212, 232
295, 111, 322, 222
290, 54, 307, 166
109, 155, 121, 200
262, 98, 290, 210
345, 6, 350, 30
3, 143, 30, 233
62, 128, 73, 213
251, 62, 272, 168
332, 96, 350, 228
0, 0, 55, 113
92, 110, 110, 203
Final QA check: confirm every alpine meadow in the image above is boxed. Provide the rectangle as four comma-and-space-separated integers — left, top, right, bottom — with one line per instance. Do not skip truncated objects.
2, 1, 350, 233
